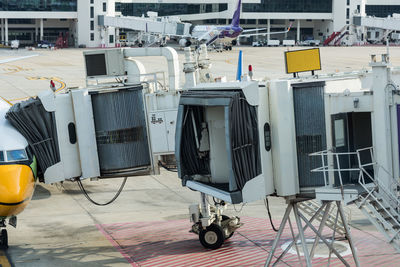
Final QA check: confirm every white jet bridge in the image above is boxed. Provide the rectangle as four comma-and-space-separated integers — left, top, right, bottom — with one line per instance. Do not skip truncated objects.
354, 14, 400, 32
8, 44, 400, 266
98, 13, 191, 46
174, 49, 400, 266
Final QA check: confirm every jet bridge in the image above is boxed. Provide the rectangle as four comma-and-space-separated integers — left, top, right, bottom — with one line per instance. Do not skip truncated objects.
354, 14, 400, 32
98, 14, 191, 38
176, 51, 400, 262
5, 47, 185, 184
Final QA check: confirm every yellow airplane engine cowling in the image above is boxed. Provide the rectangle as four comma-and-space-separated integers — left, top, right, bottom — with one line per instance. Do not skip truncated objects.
0, 164, 35, 217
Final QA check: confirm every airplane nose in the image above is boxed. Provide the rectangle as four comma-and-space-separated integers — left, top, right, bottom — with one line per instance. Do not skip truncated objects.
0, 165, 35, 209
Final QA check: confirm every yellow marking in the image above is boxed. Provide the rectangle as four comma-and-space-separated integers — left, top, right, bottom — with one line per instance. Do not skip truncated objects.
285, 48, 321, 74
2, 64, 32, 75
52, 77, 66, 92
7, 76, 67, 103
0, 96, 12, 106
0, 249, 11, 267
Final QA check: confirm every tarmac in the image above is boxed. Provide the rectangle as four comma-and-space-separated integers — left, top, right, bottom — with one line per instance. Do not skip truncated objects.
0, 45, 400, 266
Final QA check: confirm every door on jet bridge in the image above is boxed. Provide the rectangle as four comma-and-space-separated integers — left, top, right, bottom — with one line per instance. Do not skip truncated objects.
332, 113, 351, 186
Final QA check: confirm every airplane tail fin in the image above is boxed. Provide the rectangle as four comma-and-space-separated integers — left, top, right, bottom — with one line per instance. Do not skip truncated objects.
231, 0, 241, 27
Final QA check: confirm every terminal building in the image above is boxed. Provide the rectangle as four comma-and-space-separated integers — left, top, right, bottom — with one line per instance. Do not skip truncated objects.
0, 0, 399, 47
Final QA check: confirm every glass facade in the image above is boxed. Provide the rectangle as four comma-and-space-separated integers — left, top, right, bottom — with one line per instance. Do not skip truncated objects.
0, 0, 77, 12
243, 0, 332, 13
115, 3, 228, 17
366, 5, 400, 18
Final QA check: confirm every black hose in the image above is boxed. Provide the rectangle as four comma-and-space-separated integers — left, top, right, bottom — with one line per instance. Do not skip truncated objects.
76, 177, 127, 206
265, 197, 279, 232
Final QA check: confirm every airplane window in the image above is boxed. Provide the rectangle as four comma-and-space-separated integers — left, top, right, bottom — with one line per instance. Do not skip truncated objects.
0, 151, 4, 162
6, 149, 28, 162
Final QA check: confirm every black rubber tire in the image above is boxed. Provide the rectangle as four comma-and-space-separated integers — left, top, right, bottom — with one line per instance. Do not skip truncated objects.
221, 215, 234, 239
199, 224, 225, 250
1, 229, 8, 249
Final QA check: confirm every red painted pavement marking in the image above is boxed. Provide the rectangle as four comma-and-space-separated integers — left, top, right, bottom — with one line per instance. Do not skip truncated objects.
98, 217, 400, 266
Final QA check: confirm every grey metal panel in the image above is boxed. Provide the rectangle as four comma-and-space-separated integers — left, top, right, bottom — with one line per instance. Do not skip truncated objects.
186, 180, 243, 204
91, 87, 151, 175
353, 16, 361, 26
293, 83, 327, 188
98, 15, 105, 26
176, 23, 184, 35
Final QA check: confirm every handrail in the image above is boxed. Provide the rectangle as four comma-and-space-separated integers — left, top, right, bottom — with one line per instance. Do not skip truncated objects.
311, 147, 400, 216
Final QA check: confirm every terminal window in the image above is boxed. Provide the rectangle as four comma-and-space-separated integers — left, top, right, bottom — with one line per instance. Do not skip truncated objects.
243, 0, 332, 13
115, 3, 228, 17
366, 5, 400, 18
103, 2, 106, 12
0, 0, 77, 11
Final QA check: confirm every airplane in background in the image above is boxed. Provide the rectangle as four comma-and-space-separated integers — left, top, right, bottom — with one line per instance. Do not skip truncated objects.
178, 0, 292, 50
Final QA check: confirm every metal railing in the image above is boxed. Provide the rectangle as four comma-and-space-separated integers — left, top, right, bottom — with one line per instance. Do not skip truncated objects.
310, 149, 361, 187
311, 147, 400, 235
357, 147, 400, 213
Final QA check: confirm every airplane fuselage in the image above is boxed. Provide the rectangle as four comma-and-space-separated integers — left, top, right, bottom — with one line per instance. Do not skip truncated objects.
216, 25, 243, 40
191, 25, 243, 45
0, 103, 36, 219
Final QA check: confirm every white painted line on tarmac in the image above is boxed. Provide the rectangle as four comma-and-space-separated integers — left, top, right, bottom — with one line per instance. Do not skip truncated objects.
0, 55, 39, 64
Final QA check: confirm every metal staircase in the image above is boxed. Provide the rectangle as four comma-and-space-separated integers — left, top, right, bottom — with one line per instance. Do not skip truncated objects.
354, 147, 400, 251
324, 26, 347, 46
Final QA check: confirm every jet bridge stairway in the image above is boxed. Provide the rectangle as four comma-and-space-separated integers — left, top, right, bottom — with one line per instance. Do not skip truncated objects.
311, 147, 400, 252
353, 149, 400, 252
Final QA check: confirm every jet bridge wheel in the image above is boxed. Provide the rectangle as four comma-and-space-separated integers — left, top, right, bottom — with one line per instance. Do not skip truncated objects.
0, 229, 8, 249
199, 223, 225, 250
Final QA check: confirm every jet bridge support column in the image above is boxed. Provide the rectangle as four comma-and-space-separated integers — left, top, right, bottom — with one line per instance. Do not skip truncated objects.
371, 54, 393, 191
183, 47, 197, 88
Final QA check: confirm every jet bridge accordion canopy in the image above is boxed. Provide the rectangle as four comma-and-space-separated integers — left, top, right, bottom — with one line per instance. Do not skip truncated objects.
90, 87, 151, 177
176, 90, 261, 204
6, 98, 60, 181
5, 85, 153, 184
